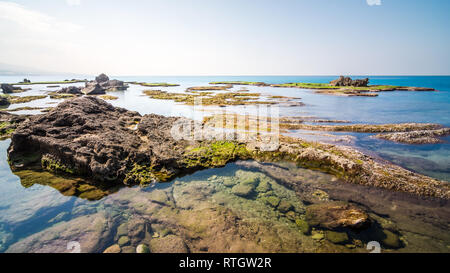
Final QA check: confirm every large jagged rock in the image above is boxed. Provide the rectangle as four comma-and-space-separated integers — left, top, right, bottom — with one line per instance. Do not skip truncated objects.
1, 84, 14, 94
82, 74, 128, 95
330, 76, 369, 87
7, 97, 189, 185
99, 79, 128, 91
82, 82, 106, 95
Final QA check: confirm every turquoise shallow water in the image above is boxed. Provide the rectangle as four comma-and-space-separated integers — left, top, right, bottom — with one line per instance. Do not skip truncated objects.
0, 75, 449, 253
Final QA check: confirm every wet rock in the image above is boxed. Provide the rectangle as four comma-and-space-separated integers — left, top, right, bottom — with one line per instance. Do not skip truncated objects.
6, 213, 112, 253
312, 190, 329, 201
306, 201, 370, 230
121, 246, 136, 253
260, 196, 280, 208
136, 244, 150, 253
103, 244, 121, 253
325, 231, 349, 244
295, 219, 311, 235
7, 96, 450, 200
381, 230, 401, 249
277, 200, 294, 213
256, 180, 271, 193
118, 236, 130, 246
231, 184, 254, 197
1, 84, 14, 94
149, 235, 188, 253
0, 112, 28, 139
311, 232, 324, 240
116, 223, 128, 237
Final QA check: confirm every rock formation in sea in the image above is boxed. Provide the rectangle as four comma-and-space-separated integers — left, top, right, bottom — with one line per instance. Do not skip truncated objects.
1, 83, 14, 94
57, 86, 83, 95
82, 73, 129, 95
330, 76, 369, 87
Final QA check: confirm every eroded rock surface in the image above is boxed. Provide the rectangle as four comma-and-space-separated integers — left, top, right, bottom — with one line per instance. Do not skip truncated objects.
7, 97, 450, 199
374, 128, 450, 144
82, 74, 128, 95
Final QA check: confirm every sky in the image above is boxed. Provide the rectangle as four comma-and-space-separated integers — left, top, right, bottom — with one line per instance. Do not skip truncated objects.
0, 0, 449, 76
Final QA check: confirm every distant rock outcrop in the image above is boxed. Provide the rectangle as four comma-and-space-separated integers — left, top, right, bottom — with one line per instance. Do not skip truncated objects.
57, 86, 83, 95
95, 73, 110, 83
82, 74, 128, 95
330, 76, 369, 87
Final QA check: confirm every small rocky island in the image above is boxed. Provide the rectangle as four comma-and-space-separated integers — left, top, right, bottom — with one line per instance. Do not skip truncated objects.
211, 77, 436, 97
6, 97, 449, 200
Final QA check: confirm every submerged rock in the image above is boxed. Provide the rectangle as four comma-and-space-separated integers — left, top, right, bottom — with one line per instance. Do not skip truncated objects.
103, 244, 121, 253
149, 235, 188, 253
306, 201, 370, 230
136, 244, 150, 253
325, 231, 349, 244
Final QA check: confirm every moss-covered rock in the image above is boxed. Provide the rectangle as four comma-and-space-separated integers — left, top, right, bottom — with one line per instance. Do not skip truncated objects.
118, 236, 130, 246
278, 200, 294, 213
295, 219, 311, 235
381, 230, 401, 249
231, 184, 254, 197
325, 231, 349, 244
103, 244, 121, 253
136, 244, 150, 253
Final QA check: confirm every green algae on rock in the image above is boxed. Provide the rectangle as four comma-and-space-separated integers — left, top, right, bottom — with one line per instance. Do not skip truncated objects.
7, 97, 450, 200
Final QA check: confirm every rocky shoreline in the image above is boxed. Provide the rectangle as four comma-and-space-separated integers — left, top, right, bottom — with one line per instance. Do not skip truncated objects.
210, 76, 436, 97
5, 97, 449, 199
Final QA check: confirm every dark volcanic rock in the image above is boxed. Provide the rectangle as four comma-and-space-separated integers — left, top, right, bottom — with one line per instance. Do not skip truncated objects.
1, 84, 14, 94
330, 76, 369, 87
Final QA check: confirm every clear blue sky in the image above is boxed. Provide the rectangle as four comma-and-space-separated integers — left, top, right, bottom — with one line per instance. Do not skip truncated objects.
0, 0, 449, 75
